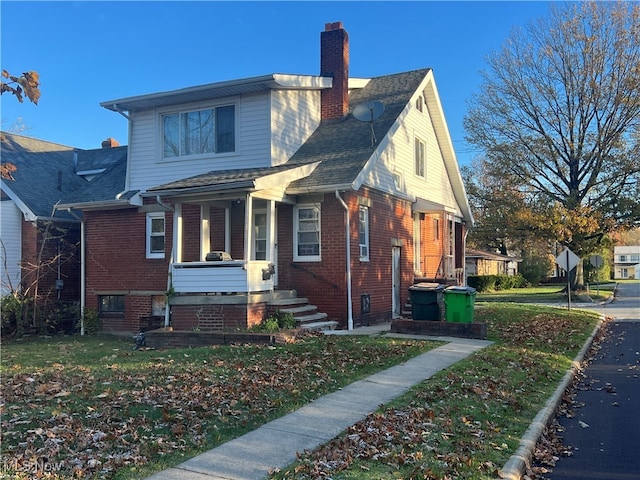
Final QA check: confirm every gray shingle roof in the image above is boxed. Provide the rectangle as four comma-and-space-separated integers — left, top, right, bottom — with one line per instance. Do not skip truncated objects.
148, 164, 299, 193
0, 132, 127, 220
287, 69, 430, 190
151, 69, 431, 196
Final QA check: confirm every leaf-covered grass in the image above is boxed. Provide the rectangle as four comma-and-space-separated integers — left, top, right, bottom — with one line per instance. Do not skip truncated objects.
0, 334, 441, 479
477, 283, 615, 304
272, 304, 601, 480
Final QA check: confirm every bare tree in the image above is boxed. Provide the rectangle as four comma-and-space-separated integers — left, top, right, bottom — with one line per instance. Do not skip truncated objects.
464, 1, 640, 259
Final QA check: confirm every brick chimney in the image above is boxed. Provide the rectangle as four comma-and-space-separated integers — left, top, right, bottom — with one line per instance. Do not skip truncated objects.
320, 22, 349, 120
101, 137, 120, 148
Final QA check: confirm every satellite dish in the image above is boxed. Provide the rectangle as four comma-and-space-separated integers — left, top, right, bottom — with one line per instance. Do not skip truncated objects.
353, 101, 385, 122
352, 101, 385, 145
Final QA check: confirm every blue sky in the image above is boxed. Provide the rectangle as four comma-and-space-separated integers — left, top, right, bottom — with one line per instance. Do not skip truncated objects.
1, 1, 551, 166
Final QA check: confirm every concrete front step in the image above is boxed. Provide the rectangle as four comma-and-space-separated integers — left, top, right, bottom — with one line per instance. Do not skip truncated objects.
279, 304, 317, 316
296, 312, 328, 324
299, 320, 339, 331
267, 297, 309, 307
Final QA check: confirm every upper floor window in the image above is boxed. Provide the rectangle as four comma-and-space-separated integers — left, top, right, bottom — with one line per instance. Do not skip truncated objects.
146, 212, 165, 259
415, 137, 426, 178
294, 204, 321, 261
163, 105, 235, 158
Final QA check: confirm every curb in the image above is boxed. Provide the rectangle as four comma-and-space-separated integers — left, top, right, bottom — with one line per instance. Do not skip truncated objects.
497, 314, 607, 479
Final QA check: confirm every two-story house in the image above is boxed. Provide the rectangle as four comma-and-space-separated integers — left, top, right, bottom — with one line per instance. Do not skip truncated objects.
59, 22, 474, 333
0, 133, 126, 330
613, 245, 640, 279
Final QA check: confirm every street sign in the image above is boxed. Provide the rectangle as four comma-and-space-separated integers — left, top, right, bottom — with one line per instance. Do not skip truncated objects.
556, 248, 580, 271
590, 255, 604, 268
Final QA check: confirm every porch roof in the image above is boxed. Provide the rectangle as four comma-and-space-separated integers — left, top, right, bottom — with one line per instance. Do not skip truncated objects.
146, 162, 319, 198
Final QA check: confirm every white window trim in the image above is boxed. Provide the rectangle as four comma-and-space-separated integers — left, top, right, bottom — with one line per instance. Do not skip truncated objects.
146, 212, 166, 259
158, 101, 238, 162
293, 204, 321, 262
359, 205, 370, 262
414, 136, 426, 178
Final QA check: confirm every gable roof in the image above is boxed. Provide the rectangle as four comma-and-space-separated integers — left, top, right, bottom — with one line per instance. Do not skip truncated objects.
286, 69, 429, 190
138, 68, 473, 225
0, 132, 127, 220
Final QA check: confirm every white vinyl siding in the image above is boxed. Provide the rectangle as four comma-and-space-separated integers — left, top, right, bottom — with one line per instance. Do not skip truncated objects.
0, 199, 22, 295
365, 88, 460, 217
271, 90, 321, 166
128, 93, 272, 192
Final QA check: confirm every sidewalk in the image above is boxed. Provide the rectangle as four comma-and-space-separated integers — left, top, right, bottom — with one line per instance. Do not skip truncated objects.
147, 325, 492, 480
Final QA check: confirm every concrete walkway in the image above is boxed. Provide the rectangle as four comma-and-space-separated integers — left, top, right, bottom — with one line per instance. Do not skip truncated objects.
147, 326, 492, 480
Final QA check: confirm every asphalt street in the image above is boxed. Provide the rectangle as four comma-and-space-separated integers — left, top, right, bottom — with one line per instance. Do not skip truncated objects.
546, 281, 640, 480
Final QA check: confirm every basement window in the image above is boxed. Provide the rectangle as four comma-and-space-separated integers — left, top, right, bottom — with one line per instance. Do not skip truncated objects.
99, 295, 124, 314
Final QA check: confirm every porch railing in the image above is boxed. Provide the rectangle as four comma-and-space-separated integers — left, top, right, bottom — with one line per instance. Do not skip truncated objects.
171, 260, 274, 294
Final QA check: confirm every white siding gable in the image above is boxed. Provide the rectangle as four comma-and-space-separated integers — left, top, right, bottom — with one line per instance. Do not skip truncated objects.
271, 89, 321, 166
364, 87, 461, 217
0, 199, 22, 295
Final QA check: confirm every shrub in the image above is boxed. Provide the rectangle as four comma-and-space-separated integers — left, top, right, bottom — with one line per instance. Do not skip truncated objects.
249, 310, 297, 333
467, 274, 530, 292
81, 307, 102, 335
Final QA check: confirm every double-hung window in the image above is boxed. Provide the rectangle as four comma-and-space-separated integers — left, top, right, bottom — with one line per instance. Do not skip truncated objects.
415, 137, 426, 178
294, 204, 321, 261
359, 206, 369, 261
163, 105, 235, 158
146, 212, 165, 259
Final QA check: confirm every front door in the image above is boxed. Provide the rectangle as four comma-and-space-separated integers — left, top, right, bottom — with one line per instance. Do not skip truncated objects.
392, 247, 401, 317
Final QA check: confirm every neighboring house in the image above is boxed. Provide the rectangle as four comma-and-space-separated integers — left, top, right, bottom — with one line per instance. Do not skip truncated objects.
0, 133, 126, 305
58, 22, 474, 333
613, 246, 640, 279
465, 248, 521, 277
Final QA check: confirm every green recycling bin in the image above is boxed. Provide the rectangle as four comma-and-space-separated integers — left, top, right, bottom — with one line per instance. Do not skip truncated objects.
409, 283, 444, 321
444, 286, 477, 323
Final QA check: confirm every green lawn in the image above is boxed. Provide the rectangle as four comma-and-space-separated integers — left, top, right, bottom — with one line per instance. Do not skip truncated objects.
272, 303, 602, 480
476, 283, 616, 304
0, 334, 441, 479
1, 284, 606, 480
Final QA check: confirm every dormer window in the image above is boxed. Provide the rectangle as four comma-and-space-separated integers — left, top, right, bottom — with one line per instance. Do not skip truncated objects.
163, 105, 235, 158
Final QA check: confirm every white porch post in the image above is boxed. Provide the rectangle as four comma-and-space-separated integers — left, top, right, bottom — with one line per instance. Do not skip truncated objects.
174, 202, 183, 263
267, 200, 276, 261
244, 194, 253, 261
224, 207, 231, 254
200, 204, 211, 260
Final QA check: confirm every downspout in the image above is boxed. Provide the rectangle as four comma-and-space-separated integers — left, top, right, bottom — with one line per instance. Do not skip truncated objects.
335, 191, 353, 330
463, 224, 469, 286
64, 208, 85, 335
157, 195, 175, 328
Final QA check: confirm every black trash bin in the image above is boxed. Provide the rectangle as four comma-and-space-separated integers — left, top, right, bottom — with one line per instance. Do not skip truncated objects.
408, 282, 444, 321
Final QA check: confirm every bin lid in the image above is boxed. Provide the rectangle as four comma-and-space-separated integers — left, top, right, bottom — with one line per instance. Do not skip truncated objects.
409, 282, 445, 292
444, 286, 477, 295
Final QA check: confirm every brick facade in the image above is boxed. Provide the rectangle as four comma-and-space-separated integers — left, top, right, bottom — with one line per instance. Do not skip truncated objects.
20, 220, 80, 304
